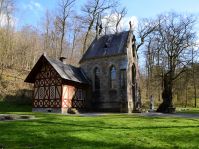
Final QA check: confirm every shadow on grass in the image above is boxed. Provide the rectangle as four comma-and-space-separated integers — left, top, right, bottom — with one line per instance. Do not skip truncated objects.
0, 100, 31, 112
0, 111, 199, 149
0, 89, 32, 112
0, 119, 199, 149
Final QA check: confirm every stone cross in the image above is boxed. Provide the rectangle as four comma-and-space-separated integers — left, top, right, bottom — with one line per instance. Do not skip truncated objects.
150, 95, 154, 111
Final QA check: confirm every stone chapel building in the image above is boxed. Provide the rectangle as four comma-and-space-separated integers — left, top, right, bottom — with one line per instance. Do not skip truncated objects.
25, 27, 141, 113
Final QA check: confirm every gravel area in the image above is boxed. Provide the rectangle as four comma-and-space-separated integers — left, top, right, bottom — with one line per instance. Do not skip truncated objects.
0, 114, 35, 121
133, 112, 199, 118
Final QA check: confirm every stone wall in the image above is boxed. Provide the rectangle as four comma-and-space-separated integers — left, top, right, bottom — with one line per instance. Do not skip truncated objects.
32, 108, 62, 113
80, 55, 128, 112
80, 31, 140, 113
126, 31, 141, 112
32, 108, 69, 114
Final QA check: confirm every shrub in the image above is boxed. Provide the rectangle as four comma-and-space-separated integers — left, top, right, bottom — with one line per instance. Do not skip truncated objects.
67, 108, 79, 114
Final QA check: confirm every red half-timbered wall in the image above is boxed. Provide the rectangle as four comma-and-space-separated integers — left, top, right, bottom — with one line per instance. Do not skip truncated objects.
72, 88, 86, 109
62, 86, 86, 109
33, 63, 62, 108
32, 61, 87, 110
62, 85, 75, 108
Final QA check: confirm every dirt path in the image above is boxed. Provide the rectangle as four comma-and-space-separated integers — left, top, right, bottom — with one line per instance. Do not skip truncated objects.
1, 112, 198, 119
78, 112, 199, 118
134, 112, 199, 118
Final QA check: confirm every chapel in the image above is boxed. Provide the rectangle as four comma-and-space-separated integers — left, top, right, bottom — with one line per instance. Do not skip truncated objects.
25, 26, 141, 113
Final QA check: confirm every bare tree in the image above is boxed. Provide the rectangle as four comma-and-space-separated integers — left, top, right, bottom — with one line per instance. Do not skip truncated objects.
0, 0, 15, 73
42, 10, 51, 53
68, 16, 82, 63
191, 47, 198, 107
56, 0, 76, 57
102, 7, 126, 34
115, 7, 127, 33
81, 0, 118, 53
143, 12, 197, 113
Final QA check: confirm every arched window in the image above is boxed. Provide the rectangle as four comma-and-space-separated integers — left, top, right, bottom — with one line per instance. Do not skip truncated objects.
132, 64, 136, 104
110, 66, 117, 89
94, 67, 100, 91
132, 64, 136, 84
120, 69, 126, 89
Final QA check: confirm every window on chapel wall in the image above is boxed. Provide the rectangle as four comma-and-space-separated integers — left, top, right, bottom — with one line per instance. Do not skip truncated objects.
132, 64, 136, 84
110, 66, 117, 89
94, 67, 100, 91
120, 69, 126, 89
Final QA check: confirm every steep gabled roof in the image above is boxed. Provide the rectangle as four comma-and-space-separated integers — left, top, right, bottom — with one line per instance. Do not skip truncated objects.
25, 54, 89, 85
80, 31, 130, 63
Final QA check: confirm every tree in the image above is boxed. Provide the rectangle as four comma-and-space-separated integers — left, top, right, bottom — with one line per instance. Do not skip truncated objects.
56, 0, 76, 57
103, 7, 127, 34
42, 10, 52, 54
144, 12, 197, 113
191, 47, 198, 107
114, 7, 127, 33
69, 15, 82, 63
0, 0, 15, 72
0, 0, 14, 27
81, 0, 118, 53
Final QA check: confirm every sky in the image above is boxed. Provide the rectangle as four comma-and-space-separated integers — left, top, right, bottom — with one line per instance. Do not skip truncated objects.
14, 0, 199, 29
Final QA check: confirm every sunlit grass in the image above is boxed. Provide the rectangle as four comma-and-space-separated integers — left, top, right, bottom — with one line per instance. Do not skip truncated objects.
177, 107, 199, 114
0, 101, 199, 149
0, 112, 199, 149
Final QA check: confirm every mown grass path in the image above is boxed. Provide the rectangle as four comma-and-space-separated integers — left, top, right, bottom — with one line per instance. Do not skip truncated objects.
0, 112, 199, 149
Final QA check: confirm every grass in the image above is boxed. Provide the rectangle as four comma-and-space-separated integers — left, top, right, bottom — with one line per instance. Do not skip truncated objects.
0, 113, 199, 149
177, 107, 199, 114
0, 102, 199, 149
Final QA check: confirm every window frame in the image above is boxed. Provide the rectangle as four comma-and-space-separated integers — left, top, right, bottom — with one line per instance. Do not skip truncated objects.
110, 65, 117, 89
120, 69, 127, 90
93, 67, 100, 91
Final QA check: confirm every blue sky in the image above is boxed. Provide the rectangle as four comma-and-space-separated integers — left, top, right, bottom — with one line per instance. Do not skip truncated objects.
15, 0, 199, 29
122, 0, 199, 18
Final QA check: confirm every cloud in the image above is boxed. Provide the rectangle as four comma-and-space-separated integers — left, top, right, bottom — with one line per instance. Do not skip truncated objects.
102, 13, 138, 34
22, 1, 43, 12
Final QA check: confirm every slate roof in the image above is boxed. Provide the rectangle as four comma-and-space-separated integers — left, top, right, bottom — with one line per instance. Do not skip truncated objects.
25, 54, 89, 85
80, 31, 130, 63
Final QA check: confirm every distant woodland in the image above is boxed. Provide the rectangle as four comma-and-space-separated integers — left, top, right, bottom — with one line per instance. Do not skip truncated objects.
0, 0, 198, 108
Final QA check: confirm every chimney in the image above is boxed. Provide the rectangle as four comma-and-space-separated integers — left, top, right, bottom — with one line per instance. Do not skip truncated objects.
59, 57, 67, 64
43, 52, 47, 56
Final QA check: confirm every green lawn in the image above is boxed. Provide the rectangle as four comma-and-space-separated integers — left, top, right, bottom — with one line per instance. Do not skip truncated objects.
0, 113, 198, 149
177, 107, 199, 114
0, 102, 199, 149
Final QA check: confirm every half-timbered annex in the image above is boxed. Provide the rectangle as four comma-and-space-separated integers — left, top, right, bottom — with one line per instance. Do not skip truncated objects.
25, 54, 89, 113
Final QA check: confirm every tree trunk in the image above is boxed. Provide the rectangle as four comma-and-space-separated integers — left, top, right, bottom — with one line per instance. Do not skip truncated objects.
185, 85, 188, 108
157, 73, 175, 113
194, 82, 197, 108
192, 48, 197, 108
82, 19, 94, 54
